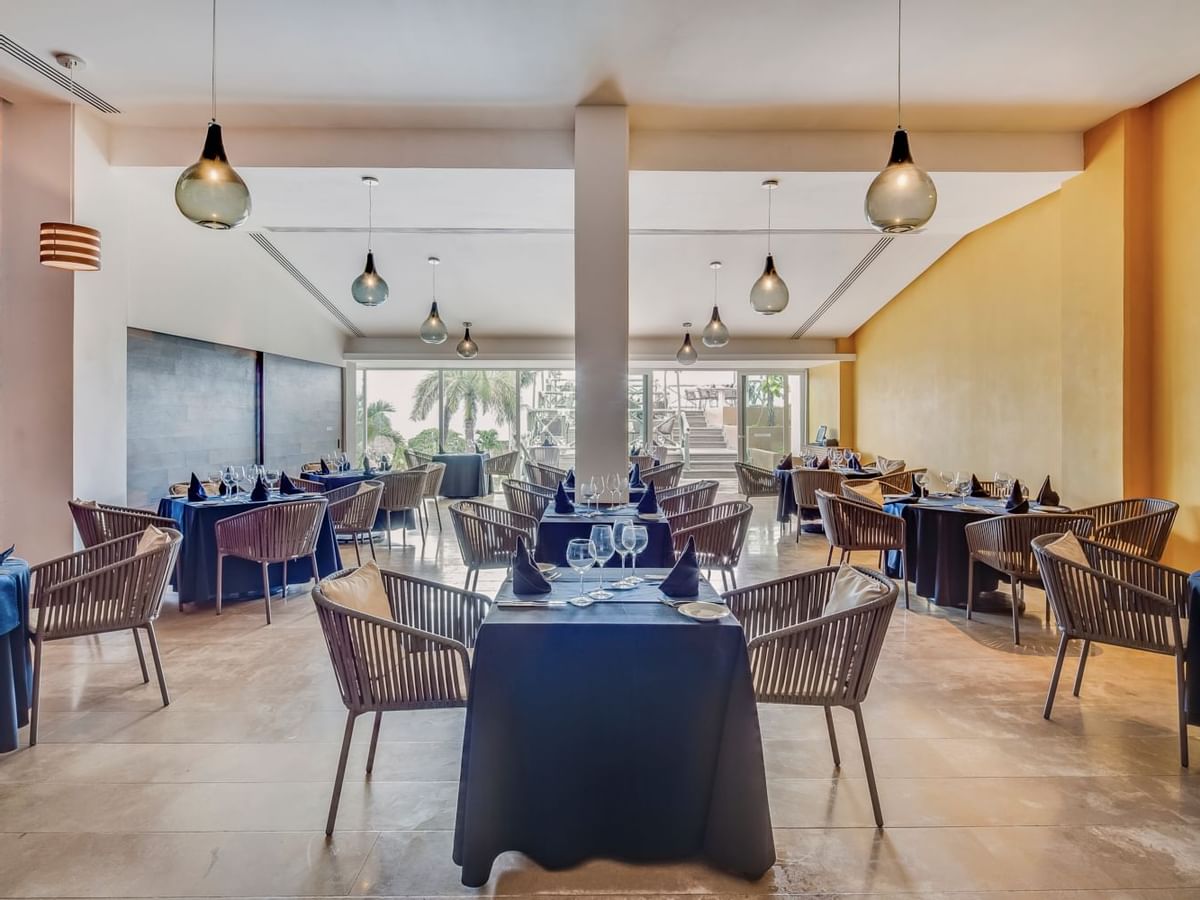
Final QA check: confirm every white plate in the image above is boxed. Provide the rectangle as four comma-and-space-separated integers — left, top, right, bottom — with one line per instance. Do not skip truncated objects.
536, 562, 556, 574
676, 601, 731, 621
1033, 504, 1069, 513
638, 513, 665, 521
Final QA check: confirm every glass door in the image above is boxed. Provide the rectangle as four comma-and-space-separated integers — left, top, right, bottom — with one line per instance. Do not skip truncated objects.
739, 373, 790, 469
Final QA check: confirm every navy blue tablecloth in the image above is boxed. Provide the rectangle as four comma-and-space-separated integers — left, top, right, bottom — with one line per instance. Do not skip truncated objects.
0, 559, 31, 753
303, 469, 367, 491
453, 571, 775, 886
884, 497, 1002, 607
535, 507, 674, 568
1186, 573, 1200, 725
433, 453, 489, 498
302, 470, 415, 531
157, 495, 340, 605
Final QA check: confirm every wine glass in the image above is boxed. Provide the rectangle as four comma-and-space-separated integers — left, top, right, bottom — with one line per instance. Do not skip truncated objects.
954, 471, 972, 501
221, 465, 236, 498
624, 524, 649, 583
612, 519, 631, 582
914, 472, 927, 498
579, 479, 596, 516
566, 538, 597, 607
589, 525, 615, 599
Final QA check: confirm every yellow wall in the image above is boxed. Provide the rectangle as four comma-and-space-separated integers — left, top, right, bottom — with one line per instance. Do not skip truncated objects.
806, 363, 842, 444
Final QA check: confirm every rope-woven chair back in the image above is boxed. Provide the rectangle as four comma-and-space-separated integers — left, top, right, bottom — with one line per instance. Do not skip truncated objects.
420, 462, 446, 498
484, 449, 519, 478
214, 499, 326, 564
734, 462, 777, 499
502, 479, 554, 520
669, 500, 753, 567
873, 468, 926, 494
313, 568, 487, 713
964, 513, 1095, 581
525, 461, 567, 488
815, 490, 904, 552
658, 480, 720, 519
629, 454, 654, 471
449, 500, 538, 570
296, 477, 325, 493
792, 469, 846, 510
329, 482, 383, 532
377, 470, 427, 512
322, 482, 363, 504
69, 500, 177, 548
168, 480, 219, 497
30, 530, 182, 640
1072, 498, 1178, 561
1031, 533, 1187, 655
641, 460, 683, 489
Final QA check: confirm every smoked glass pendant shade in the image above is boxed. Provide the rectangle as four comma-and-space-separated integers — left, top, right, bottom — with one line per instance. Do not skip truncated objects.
174, 122, 251, 229
39, 222, 100, 271
456, 324, 479, 359
676, 327, 698, 366
865, 129, 937, 233
420, 301, 449, 344
351, 251, 389, 307
749, 254, 789, 315
701, 306, 730, 348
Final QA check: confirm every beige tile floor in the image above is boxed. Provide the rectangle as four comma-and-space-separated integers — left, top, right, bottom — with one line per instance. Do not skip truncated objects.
1, 493, 1197, 899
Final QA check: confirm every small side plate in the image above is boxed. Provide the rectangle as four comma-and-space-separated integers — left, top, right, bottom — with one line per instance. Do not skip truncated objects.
638, 513, 665, 522
676, 601, 731, 621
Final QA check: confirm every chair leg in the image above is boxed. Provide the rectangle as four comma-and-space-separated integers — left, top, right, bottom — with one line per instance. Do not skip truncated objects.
145, 622, 170, 707
366, 710, 383, 774
215, 553, 224, 615
853, 704, 883, 828
310, 553, 320, 587
1044, 632, 1069, 719
900, 549, 910, 610
728, 568, 737, 589
719, 568, 728, 591
282, 560, 288, 599
434, 499, 443, 529
966, 559, 976, 620
262, 562, 273, 625
326, 710, 358, 836
132, 629, 150, 683
1072, 639, 1091, 697
29, 636, 44, 747
826, 545, 833, 566
368, 533, 377, 561
1175, 651, 1190, 768
1010, 574, 1021, 645
824, 706, 841, 767
387, 510, 393, 550
353, 535, 362, 566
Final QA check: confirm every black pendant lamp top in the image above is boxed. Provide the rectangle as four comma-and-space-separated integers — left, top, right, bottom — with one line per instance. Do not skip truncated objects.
419, 256, 449, 344
456, 322, 479, 360
749, 180, 789, 315
351, 176, 388, 307
175, 0, 251, 229
676, 322, 698, 366
702, 260, 730, 348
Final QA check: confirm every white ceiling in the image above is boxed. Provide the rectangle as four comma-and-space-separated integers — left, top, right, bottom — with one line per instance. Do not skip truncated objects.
1, 0, 1199, 130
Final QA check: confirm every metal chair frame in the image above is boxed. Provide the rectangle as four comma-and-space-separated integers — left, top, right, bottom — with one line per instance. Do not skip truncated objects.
815, 489, 910, 608
449, 500, 538, 592
377, 470, 428, 549
734, 462, 778, 502
669, 500, 753, 590
1072, 498, 1179, 561
328, 481, 384, 567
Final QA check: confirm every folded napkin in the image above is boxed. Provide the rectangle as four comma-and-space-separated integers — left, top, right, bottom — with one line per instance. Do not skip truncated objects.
629, 463, 644, 488
511, 536, 552, 595
251, 476, 270, 502
970, 474, 988, 498
0, 545, 14, 566
1005, 479, 1029, 514
565, 468, 575, 489
629, 444, 639, 456
361, 455, 376, 477
817, 457, 830, 470
660, 536, 701, 598
908, 473, 923, 499
278, 471, 303, 495
847, 454, 864, 473
554, 481, 574, 514
320, 459, 331, 475
542, 435, 554, 447
778, 453, 793, 471
187, 472, 208, 502
1036, 476, 1060, 506
218, 479, 228, 496
636, 481, 659, 514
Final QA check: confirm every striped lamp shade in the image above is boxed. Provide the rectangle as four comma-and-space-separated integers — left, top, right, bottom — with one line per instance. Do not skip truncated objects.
39, 221, 101, 271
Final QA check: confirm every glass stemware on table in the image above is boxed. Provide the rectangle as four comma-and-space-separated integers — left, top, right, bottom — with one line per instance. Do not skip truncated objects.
624, 523, 649, 583
566, 538, 597, 607
588, 524, 615, 599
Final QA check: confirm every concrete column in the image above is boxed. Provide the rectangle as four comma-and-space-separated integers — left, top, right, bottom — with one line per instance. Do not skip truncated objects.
573, 106, 629, 485
0, 102, 76, 561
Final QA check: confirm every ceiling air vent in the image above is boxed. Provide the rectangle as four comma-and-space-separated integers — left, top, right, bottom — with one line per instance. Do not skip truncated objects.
250, 234, 364, 337
791, 237, 893, 339
0, 35, 120, 113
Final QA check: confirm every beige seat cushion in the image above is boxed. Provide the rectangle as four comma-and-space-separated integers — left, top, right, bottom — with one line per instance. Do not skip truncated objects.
320, 560, 394, 621
1045, 532, 1091, 568
822, 565, 892, 617
846, 481, 885, 507
136, 525, 172, 556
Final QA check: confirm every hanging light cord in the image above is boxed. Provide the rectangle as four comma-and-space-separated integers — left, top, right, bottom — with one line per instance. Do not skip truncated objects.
366, 183, 374, 253
431, 261, 437, 299
712, 265, 719, 304
766, 186, 773, 254
67, 60, 75, 223
210, 0, 217, 123
896, 0, 903, 129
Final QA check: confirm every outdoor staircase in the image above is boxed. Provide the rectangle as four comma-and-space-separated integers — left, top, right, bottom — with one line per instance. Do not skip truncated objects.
672, 409, 740, 488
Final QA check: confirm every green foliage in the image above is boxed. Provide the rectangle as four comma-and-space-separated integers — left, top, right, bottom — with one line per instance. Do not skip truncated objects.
407, 427, 466, 456
410, 370, 519, 446
474, 428, 505, 452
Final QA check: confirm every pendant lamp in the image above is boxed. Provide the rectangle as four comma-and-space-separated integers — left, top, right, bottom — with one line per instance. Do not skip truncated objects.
40, 54, 101, 271
749, 180, 789, 314
419, 256, 449, 343
701, 261, 730, 347
351, 176, 389, 307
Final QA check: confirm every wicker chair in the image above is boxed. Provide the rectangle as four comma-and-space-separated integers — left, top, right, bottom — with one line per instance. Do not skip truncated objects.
791, 469, 847, 541
449, 500, 538, 592
724, 566, 898, 826
641, 460, 683, 490
213, 498, 327, 622
525, 460, 567, 489
1032, 534, 1192, 766
734, 462, 778, 502
295, 477, 326, 493
873, 468, 927, 494
484, 449, 520, 492
313, 567, 489, 833
963, 513, 1096, 645
405, 449, 433, 469
815, 490, 909, 608
658, 480, 720, 520
69, 500, 176, 548
328, 481, 384, 566
1072, 498, 1179, 561
419, 462, 446, 531
168, 480, 220, 497
28, 529, 182, 745
502, 479, 555, 520
377, 470, 428, 549
668, 500, 753, 590
630, 454, 655, 472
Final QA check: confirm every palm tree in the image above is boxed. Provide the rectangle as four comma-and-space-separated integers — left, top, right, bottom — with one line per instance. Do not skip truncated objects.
363, 399, 399, 445
410, 371, 521, 447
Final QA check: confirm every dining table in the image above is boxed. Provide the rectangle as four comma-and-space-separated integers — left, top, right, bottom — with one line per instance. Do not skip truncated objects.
300, 469, 415, 530
157, 493, 340, 605
433, 452, 489, 498
453, 569, 775, 886
0, 557, 31, 753
534, 504, 674, 568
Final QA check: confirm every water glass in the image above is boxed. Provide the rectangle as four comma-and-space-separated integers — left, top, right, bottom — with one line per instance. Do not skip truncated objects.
954, 471, 972, 501
221, 465, 236, 498
589, 524, 615, 599
624, 524, 649, 582
566, 538, 597, 606
612, 519, 631, 580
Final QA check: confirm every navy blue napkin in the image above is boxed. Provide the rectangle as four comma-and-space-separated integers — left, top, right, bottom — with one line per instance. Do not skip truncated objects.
1005, 479, 1029, 514
320, 459, 331, 475
554, 481, 574, 514
637, 481, 659, 514
778, 454, 793, 471
278, 472, 303, 495
251, 476, 270, 502
218, 479, 228, 496
1036, 476, 1060, 506
542, 435, 553, 447
817, 457, 830, 470
660, 536, 701, 598
362, 455, 376, 477
970, 474, 988, 498
511, 536, 552, 595
848, 454, 864, 472
629, 463, 644, 488
908, 473, 922, 500
187, 473, 208, 502
0, 545, 14, 566
565, 468, 575, 489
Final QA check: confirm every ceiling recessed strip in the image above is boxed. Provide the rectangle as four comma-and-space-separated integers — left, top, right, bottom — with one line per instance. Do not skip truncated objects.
262, 226, 882, 237
0, 35, 120, 113
249, 233, 364, 337
790, 237, 893, 339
